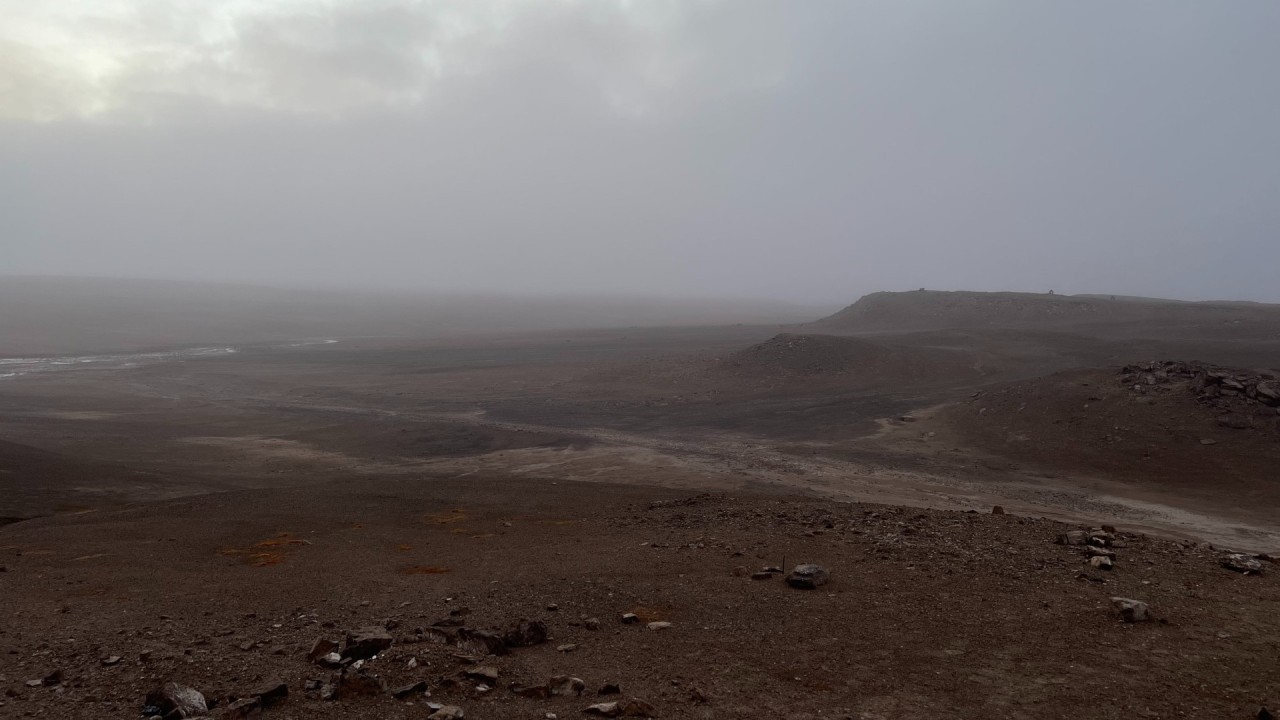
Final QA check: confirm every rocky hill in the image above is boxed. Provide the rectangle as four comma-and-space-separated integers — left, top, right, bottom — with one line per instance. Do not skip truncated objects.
813, 290, 1280, 339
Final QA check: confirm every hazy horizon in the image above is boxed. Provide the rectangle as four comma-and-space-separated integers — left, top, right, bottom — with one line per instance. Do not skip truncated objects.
4, 1, 1278, 304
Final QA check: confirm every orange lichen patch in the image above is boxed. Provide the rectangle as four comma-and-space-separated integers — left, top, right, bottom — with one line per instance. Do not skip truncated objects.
628, 605, 670, 623
247, 552, 285, 567
253, 532, 309, 549
397, 544, 414, 551
426, 509, 468, 524
220, 532, 308, 567
399, 565, 451, 575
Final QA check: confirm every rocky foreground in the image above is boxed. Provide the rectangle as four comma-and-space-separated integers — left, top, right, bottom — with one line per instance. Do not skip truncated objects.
1, 476, 1278, 719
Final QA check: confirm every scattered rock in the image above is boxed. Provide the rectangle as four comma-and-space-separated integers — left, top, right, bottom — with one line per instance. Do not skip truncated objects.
1088, 556, 1114, 571
101, 656, 122, 667
1111, 597, 1150, 623
785, 563, 830, 589
41, 670, 64, 686
456, 628, 507, 656
337, 669, 388, 697
750, 571, 773, 581
1084, 546, 1116, 558
584, 697, 658, 717
584, 618, 601, 631
991, 505, 1005, 515
598, 683, 621, 696
1221, 553, 1264, 574
343, 627, 394, 661
427, 705, 465, 719
557, 643, 578, 652
144, 682, 208, 719
646, 621, 672, 631
621, 613, 639, 624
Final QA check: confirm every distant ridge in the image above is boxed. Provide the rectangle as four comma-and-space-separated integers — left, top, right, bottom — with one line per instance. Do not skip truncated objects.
812, 290, 1280, 338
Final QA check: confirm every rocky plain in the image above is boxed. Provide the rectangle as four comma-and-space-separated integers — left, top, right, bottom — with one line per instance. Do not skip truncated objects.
2, 284, 1279, 719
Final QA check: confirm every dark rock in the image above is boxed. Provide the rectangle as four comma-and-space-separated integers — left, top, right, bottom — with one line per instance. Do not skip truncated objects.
1056, 530, 1089, 546
307, 637, 338, 662
427, 705, 465, 719
548, 675, 585, 697
252, 680, 287, 708
337, 669, 387, 697
144, 682, 208, 719
41, 670, 64, 686
587, 697, 658, 717
1088, 556, 1114, 571
584, 617, 601, 631
101, 656, 122, 666
1111, 597, 1150, 623
343, 627, 393, 661
620, 613, 639, 624
456, 628, 507, 656
464, 666, 499, 684
504, 619, 548, 647
750, 571, 773, 581
598, 683, 621, 696
991, 505, 1005, 515
215, 697, 261, 719
391, 680, 429, 699
511, 683, 550, 699
785, 563, 830, 589
1221, 553, 1264, 574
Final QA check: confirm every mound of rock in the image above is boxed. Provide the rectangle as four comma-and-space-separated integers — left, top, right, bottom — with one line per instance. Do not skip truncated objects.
1119, 361, 1280, 429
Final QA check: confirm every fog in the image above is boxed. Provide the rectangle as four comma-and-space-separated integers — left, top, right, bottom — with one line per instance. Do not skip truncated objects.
3, 1, 1279, 304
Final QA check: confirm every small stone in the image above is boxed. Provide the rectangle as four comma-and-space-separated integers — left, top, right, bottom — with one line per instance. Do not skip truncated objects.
1221, 553, 1264, 574
1200, 438, 1217, 445
317, 652, 343, 669
1111, 597, 1150, 623
41, 670, 64, 686
991, 505, 1005, 515
1084, 546, 1115, 558
620, 613, 639, 624
785, 563, 830, 589
303, 680, 322, 692
584, 618, 601, 631
427, 705, 465, 719
144, 682, 208, 718
101, 656, 122, 666
550, 671, 588, 696
546, 603, 559, 611
646, 621, 672, 631
338, 670, 387, 697
750, 571, 773, 581
598, 683, 621, 696
1088, 556, 1113, 571
238, 640, 256, 651
557, 643, 578, 652
584, 702, 621, 717
25, 680, 41, 688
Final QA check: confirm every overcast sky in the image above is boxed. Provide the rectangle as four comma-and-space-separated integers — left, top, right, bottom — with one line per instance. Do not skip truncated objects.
3, 1, 1278, 304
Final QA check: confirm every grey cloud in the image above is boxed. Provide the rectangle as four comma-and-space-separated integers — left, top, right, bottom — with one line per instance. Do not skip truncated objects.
2, 1, 1278, 304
